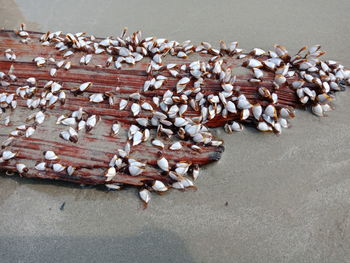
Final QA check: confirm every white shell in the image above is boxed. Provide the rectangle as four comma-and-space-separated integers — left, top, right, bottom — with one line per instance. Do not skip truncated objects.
157, 157, 169, 171
170, 142, 182, 150
139, 189, 151, 204
2, 150, 16, 160
35, 111, 45, 125
105, 167, 116, 181
61, 117, 76, 126
86, 115, 97, 129
105, 184, 121, 190
119, 99, 128, 110
252, 104, 262, 120
231, 121, 243, 132
152, 139, 165, 149
53, 163, 65, 172
129, 164, 144, 176
131, 103, 141, 116
44, 151, 58, 160
35, 162, 46, 171
16, 163, 27, 173
257, 122, 271, 132
112, 123, 120, 135
79, 82, 92, 92
172, 182, 185, 189
312, 104, 324, 117
89, 93, 104, 103
67, 166, 75, 176
226, 101, 237, 113
174, 117, 188, 127
25, 127, 35, 137
152, 180, 168, 192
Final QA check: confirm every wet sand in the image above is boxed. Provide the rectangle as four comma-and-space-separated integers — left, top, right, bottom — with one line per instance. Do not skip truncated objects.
1, 0, 350, 262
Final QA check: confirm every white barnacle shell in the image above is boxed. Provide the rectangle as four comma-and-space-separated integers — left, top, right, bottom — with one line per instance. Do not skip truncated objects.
132, 131, 143, 146
79, 82, 92, 92
139, 189, 151, 207
253, 68, 264, 79
16, 163, 27, 173
48, 95, 58, 106
50, 68, 57, 77
26, 77, 36, 85
176, 77, 190, 93
274, 74, 286, 85
63, 50, 73, 58
251, 47, 266, 56
85, 54, 92, 65
56, 60, 65, 68
192, 165, 200, 180
129, 163, 144, 176
136, 118, 148, 127
35, 162, 46, 171
172, 182, 185, 189
152, 180, 168, 192
105, 167, 116, 181
89, 93, 104, 103
35, 111, 45, 125
157, 157, 169, 171
174, 117, 188, 127
112, 123, 120, 135
152, 139, 165, 149
105, 184, 121, 190
2, 151, 16, 161
257, 122, 272, 132
131, 103, 141, 116
67, 166, 76, 176
141, 102, 153, 111
61, 117, 76, 126
231, 121, 243, 132
44, 150, 58, 160
60, 130, 70, 141
252, 104, 262, 120
243, 59, 263, 68
68, 127, 78, 141
264, 105, 277, 118
226, 101, 237, 113
237, 98, 252, 110
119, 99, 128, 110
86, 115, 97, 130
25, 127, 35, 138
56, 115, 66, 124
180, 178, 194, 188
169, 142, 182, 150
312, 104, 324, 117
279, 118, 289, 128
175, 162, 191, 175
78, 120, 86, 131
221, 83, 233, 92
53, 163, 66, 172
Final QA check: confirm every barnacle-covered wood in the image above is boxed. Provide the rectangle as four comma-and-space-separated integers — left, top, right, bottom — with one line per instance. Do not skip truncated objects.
0, 30, 225, 187
0, 29, 349, 197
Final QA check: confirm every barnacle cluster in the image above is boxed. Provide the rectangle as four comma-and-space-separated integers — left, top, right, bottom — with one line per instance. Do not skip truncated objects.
0, 24, 349, 207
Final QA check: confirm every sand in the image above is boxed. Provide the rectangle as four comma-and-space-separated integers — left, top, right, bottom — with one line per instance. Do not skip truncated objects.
1, 0, 350, 262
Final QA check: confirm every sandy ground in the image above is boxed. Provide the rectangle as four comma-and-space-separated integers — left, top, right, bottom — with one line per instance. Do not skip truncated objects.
1, 0, 350, 262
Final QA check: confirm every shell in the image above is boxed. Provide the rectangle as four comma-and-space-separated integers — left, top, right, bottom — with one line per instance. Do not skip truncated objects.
152, 180, 168, 192
157, 157, 169, 171
139, 189, 151, 206
44, 151, 58, 160
169, 142, 182, 150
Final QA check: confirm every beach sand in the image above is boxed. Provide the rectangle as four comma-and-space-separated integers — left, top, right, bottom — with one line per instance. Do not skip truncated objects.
1, 0, 350, 262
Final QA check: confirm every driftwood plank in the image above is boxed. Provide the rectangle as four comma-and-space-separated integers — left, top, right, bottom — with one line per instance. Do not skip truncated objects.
0, 29, 349, 201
